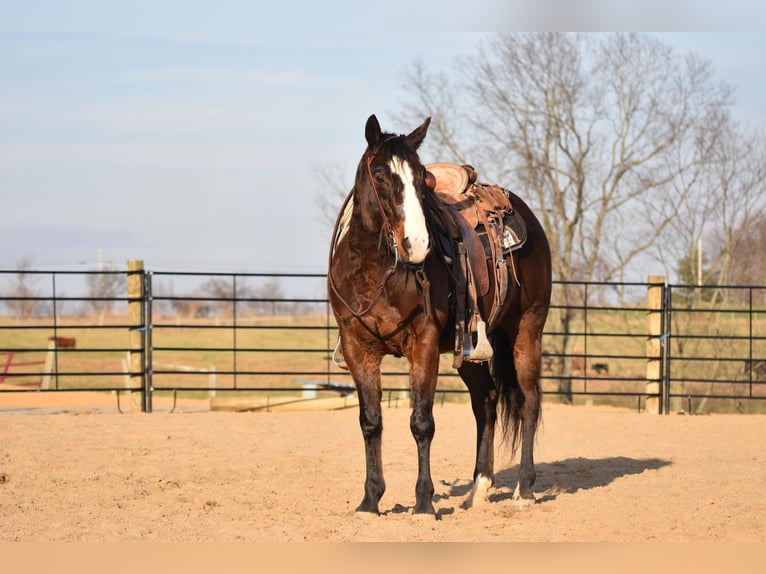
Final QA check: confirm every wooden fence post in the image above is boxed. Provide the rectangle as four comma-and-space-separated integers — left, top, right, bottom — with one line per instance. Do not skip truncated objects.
645, 276, 665, 414
127, 260, 145, 412
40, 339, 56, 390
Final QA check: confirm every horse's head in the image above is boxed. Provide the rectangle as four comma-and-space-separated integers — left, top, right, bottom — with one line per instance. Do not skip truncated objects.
354, 114, 433, 265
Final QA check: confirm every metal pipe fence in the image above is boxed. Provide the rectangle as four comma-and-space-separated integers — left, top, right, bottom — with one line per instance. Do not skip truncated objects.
664, 284, 766, 414
1, 266, 765, 414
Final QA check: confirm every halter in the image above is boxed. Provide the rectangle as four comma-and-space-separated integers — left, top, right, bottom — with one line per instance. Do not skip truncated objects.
328, 136, 431, 320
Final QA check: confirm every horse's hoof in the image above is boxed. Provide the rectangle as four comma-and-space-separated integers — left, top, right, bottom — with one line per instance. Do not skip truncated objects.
511, 489, 536, 508
462, 474, 492, 509
512, 482, 537, 508
413, 501, 436, 516
355, 500, 380, 516
511, 496, 536, 509
354, 509, 379, 520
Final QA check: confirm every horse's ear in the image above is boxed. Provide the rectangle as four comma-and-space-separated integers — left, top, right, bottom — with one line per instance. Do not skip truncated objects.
365, 114, 382, 148
406, 117, 431, 150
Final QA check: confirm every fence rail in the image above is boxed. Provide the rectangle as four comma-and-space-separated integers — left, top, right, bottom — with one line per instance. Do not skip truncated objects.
1, 264, 765, 414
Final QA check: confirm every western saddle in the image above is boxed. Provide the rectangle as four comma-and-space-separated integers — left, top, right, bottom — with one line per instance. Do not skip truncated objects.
424, 163, 526, 368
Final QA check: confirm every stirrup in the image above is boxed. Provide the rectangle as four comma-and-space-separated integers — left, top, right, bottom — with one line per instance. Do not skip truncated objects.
463, 320, 493, 362
332, 336, 349, 370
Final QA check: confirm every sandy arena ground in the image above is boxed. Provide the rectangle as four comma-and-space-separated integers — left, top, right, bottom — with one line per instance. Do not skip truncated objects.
1, 392, 765, 543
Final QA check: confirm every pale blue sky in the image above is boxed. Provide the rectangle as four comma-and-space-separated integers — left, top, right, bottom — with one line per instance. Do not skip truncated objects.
1, 2, 765, 278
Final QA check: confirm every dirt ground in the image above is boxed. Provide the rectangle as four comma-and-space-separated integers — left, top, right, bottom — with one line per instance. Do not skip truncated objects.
1, 391, 765, 543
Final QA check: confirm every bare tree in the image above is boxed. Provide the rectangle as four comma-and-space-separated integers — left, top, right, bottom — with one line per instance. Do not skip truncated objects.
399, 33, 733, 402
725, 214, 766, 290
3, 257, 43, 320
249, 278, 285, 316
660, 122, 766, 296
403, 33, 730, 283
314, 161, 353, 228
199, 278, 236, 318
705, 126, 766, 294
86, 269, 124, 324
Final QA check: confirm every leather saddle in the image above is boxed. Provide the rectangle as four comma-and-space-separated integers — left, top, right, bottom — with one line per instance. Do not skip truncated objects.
427, 163, 527, 255
424, 163, 527, 367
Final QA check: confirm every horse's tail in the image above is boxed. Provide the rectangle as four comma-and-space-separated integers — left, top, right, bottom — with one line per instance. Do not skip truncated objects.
491, 329, 542, 457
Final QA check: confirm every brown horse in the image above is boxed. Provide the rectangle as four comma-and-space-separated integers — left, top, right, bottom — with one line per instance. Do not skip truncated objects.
328, 114, 551, 515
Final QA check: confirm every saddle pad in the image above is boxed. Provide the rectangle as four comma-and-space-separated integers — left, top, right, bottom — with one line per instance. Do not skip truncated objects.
426, 163, 469, 195
503, 208, 528, 252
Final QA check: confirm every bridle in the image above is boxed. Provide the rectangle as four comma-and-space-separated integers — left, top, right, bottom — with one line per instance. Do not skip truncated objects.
365, 135, 400, 263
328, 137, 431, 320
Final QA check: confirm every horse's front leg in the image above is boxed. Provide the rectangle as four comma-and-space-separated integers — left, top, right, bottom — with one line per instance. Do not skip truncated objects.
357, 379, 385, 513
345, 343, 386, 514
408, 341, 440, 515
358, 401, 385, 513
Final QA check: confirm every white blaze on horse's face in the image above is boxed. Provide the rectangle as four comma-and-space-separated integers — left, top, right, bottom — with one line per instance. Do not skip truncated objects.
389, 156, 430, 264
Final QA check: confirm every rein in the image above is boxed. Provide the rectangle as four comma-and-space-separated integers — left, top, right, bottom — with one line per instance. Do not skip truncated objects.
328, 138, 431, 321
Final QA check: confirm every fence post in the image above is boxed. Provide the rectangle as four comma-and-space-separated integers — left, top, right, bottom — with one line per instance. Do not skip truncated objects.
127, 260, 145, 413
645, 276, 665, 414
41, 339, 56, 390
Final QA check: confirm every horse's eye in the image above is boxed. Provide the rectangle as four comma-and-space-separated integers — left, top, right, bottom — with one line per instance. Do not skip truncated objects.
374, 172, 385, 184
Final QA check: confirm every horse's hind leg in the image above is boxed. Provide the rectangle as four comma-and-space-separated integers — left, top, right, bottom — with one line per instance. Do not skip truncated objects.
511, 316, 544, 505
458, 361, 498, 506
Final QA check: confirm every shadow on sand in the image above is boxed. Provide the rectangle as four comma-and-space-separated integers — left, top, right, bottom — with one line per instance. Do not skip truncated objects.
434, 456, 671, 507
